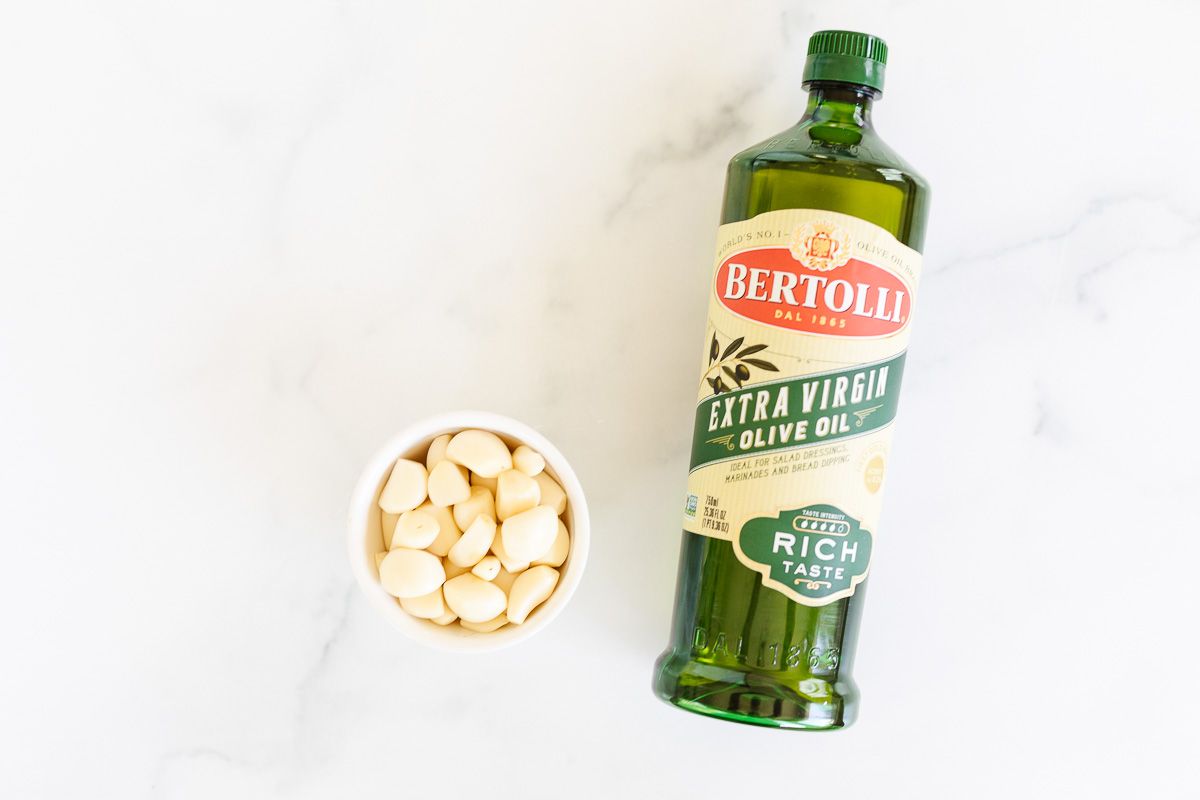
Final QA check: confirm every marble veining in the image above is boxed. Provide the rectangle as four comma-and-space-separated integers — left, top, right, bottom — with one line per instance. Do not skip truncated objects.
3, 1, 1199, 798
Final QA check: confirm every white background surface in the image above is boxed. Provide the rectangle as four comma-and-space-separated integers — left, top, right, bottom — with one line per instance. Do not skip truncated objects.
3, 1, 1199, 797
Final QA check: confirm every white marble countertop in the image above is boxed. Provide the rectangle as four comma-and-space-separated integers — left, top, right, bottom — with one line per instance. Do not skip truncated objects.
4, 1, 1199, 797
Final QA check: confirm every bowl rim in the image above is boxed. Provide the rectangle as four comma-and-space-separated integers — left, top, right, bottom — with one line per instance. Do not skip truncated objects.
347, 410, 590, 653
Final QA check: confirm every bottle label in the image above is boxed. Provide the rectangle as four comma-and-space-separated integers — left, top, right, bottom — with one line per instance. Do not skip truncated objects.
683, 208, 922, 606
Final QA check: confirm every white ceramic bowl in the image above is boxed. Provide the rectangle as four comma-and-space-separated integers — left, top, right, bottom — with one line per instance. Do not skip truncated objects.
348, 411, 589, 653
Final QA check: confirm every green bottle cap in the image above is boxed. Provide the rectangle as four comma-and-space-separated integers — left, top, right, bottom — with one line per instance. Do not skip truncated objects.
802, 30, 888, 93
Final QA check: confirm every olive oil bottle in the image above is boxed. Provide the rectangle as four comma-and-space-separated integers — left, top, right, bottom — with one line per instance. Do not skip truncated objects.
653, 30, 930, 729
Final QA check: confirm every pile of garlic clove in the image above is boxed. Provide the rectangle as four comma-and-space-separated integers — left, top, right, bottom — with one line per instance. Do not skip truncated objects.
374, 429, 570, 633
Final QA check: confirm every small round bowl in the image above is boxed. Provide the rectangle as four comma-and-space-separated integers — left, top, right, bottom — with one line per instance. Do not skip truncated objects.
348, 410, 590, 653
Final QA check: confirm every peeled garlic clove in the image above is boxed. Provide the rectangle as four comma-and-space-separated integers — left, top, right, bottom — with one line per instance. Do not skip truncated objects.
443, 559, 470, 579
490, 529, 529, 573
442, 574, 507, 623
427, 460, 471, 507
495, 469, 540, 521
446, 430, 512, 478
501, 505, 558, 563
419, 501, 461, 557
512, 445, 545, 477
374, 551, 387, 570
532, 519, 569, 567
506, 566, 559, 625
400, 587, 446, 619
379, 548, 446, 598
533, 472, 567, 515
425, 433, 452, 470
492, 567, 519, 593
471, 555, 501, 581
448, 515, 497, 568
470, 472, 498, 493
391, 508, 440, 550
381, 511, 399, 550
460, 614, 508, 633
379, 459, 427, 514
453, 485, 496, 531
431, 609, 458, 626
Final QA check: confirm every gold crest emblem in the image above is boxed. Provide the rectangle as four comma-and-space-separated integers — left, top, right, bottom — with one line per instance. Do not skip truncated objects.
790, 222, 852, 271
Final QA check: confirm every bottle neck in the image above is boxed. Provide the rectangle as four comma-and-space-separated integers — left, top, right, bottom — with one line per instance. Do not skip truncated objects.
802, 82, 877, 128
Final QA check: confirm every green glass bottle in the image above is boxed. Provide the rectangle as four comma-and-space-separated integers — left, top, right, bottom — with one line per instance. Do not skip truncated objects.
653, 30, 930, 730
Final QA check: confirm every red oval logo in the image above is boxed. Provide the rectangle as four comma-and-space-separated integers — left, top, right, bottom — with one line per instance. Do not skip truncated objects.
715, 247, 911, 338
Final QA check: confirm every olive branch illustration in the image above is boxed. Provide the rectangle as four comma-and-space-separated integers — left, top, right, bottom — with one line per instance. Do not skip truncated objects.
701, 334, 779, 395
